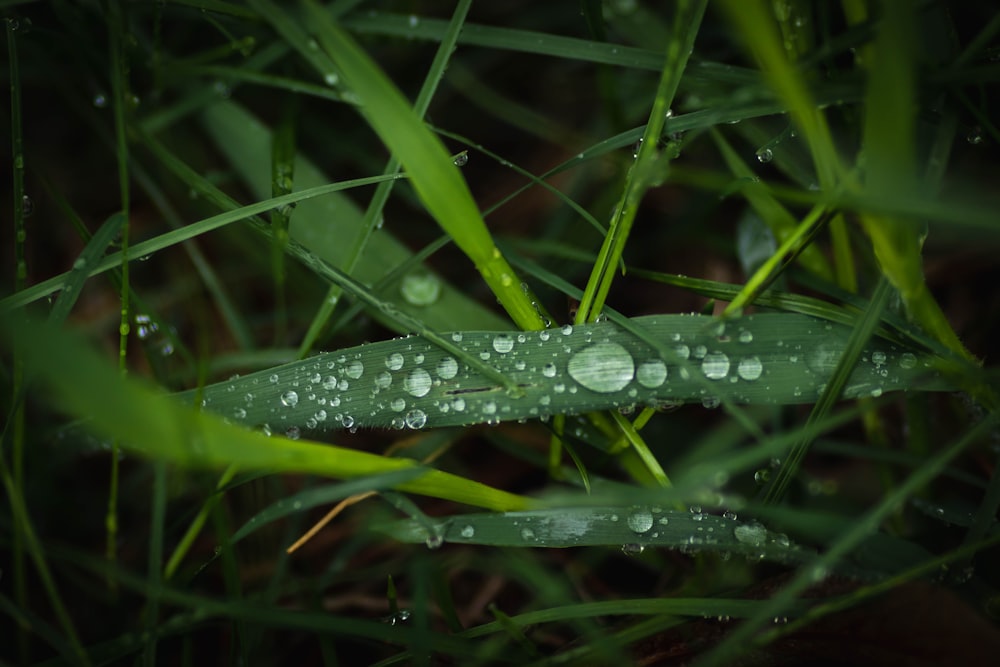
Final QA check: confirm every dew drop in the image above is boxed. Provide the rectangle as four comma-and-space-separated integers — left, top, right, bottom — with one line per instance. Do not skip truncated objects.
492, 334, 514, 353
386, 352, 404, 370
737, 356, 763, 381
899, 352, 917, 369
673, 344, 690, 360
345, 359, 364, 379
871, 350, 887, 366
451, 332, 463, 343
280, 390, 299, 407
269, 373, 280, 384
323, 375, 337, 390
701, 352, 730, 380
561, 324, 573, 336
403, 368, 432, 397
567, 342, 635, 393
636, 359, 668, 388
482, 401, 497, 415
520, 527, 536, 541
451, 397, 466, 412
436, 356, 458, 379
400, 273, 441, 306
542, 362, 557, 378
460, 525, 475, 538
626, 508, 654, 534
755, 147, 773, 163
404, 409, 427, 429
453, 151, 469, 167
391, 397, 406, 412
622, 543, 645, 555
539, 330, 550, 342
375, 371, 392, 389
739, 330, 753, 344
324, 72, 339, 86
734, 523, 767, 547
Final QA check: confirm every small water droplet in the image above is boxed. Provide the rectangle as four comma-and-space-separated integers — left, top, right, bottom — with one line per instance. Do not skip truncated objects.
626, 508, 654, 534
737, 356, 763, 381
460, 525, 475, 538
493, 334, 514, 353
451, 397, 466, 412
755, 147, 773, 163
451, 332, 463, 343
403, 368, 432, 397
567, 342, 635, 393
967, 126, 984, 145
561, 324, 573, 336
93, 93, 108, 108
436, 357, 458, 379
425, 534, 443, 549
542, 362, 557, 378
375, 371, 392, 389
899, 352, 917, 369
324, 72, 339, 86
345, 359, 364, 379
386, 352, 404, 370
453, 151, 468, 166
400, 273, 441, 306
734, 523, 767, 546
621, 543, 645, 555
280, 390, 299, 407
871, 350, 887, 366
404, 409, 427, 429
739, 330, 753, 343
391, 398, 406, 412
520, 527, 536, 541
701, 352, 730, 380
636, 359, 667, 388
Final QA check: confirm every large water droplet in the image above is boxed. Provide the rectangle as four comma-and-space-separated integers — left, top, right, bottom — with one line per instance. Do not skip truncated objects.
899, 352, 917, 369
626, 508, 654, 534
404, 409, 427, 429
701, 352, 730, 380
636, 359, 667, 388
436, 356, 458, 379
734, 523, 767, 547
386, 352, 404, 370
403, 368, 432, 397
280, 390, 299, 407
492, 334, 514, 353
567, 342, 635, 393
391, 397, 406, 412
400, 273, 441, 306
375, 371, 392, 389
345, 359, 364, 379
737, 356, 763, 381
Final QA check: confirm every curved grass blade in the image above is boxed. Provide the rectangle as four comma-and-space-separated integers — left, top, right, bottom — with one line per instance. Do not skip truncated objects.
189, 313, 949, 433
297, 0, 544, 330
5, 318, 531, 513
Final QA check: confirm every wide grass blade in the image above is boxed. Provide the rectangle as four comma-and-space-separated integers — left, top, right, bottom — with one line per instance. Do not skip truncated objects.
187, 313, 948, 433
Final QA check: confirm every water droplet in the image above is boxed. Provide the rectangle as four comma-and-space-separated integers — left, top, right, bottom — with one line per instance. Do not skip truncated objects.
391, 398, 406, 412
451, 397, 466, 412
899, 352, 917, 369
386, 352, 404, 370
400, 273, 441, 306
408, 14, 419, 28
493, 334, 514, 353
453, 151, 468, 166
285, 426, 300, 440
269, 374, 279, 384
451, 332, 463, 343
482, 401, 497, 415
436, 357, 458, 379
93, 93, 108, 108
567, 342, 635, 393
233, 407, 247, 419
375, 371, 392, 389
280, 390, 299, 407
621, 543, 645, 555
739, 330, 753, 343
21, 195, 33, 217
871, 350, 886, 366
542, 362, 557, 378
403, 368, 432, 397
701, 352, 730, 380
693, 345, 707, 359
315, 409, 327, 422
806, 342, 843, 374
520, 527, 536, 541
755, 147, 773, 163
324, 72, 339, 86
636, 359, 667, 388
425, 534, 443, 549
967, 126, 984, 145
404, 409, 427, 429
737, 356, 763, 381
561, 324, 573, 336
345, 359, 364, 379
460, 525, 475, 538
734, 523, 767, 547
626, 508, 654, 534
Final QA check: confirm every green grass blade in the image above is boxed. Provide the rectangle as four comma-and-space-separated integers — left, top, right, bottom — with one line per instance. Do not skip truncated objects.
188, 313, 949, 432
296, 0, 544, 330
5, 318, 531, 513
